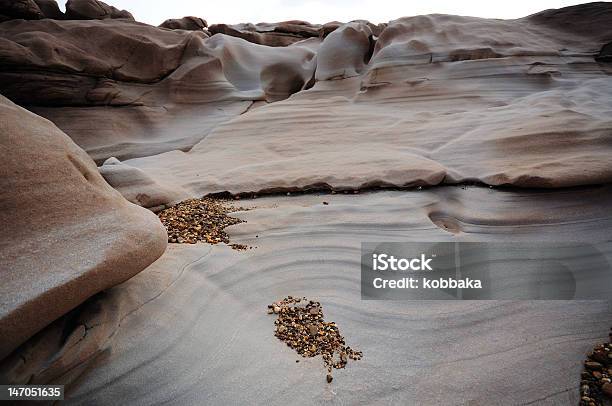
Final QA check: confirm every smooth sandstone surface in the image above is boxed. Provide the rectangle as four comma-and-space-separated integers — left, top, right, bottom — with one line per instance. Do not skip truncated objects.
0, 244, 194, 387
99, 157, 190, 212
0, 95, 167, 360
65, 186, 612, 404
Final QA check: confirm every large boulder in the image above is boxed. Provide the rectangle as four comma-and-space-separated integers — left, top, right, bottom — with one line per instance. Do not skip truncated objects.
33, 0, 64, 19
0, 0, 43, 20
159, 16, 208, 31
65, 0, 134, 20
0, 95, 167, 360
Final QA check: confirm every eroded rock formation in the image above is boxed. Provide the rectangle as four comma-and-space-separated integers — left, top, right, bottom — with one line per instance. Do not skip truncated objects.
116, 5, 612, 197
34, 0, 64, 19
209, 20, 321, 46
99, 157, 189, 211
160, 16, 208, 32
0, 0, 43, 20
0, 95, 167, 362
65, 0, 133, 20
0, 17, 317, 162
2, 2, 609, 196
1, 1, 612, 400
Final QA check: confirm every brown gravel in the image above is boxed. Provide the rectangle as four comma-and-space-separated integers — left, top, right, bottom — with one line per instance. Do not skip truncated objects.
580, 329, 612, 406
157, 197, 248, 249
267, 296, 362, 383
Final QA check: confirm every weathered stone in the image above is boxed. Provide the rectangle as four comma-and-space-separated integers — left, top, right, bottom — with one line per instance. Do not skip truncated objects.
602, 383, 612, 398
0, 0, 42, 20
160, 16, 207, 31
65, 0, 133, 20
33, 0, 63, 19
0, 96, 167, 359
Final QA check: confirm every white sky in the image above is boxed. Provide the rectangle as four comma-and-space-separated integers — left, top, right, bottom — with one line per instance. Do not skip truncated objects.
57, 1, 589, 26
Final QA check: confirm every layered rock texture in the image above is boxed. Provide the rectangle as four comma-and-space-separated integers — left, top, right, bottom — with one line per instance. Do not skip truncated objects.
63, 187, 612, 405
0, 15, 317, 163
1, 1, 612, 403
121, 4, 612, 195
2, 2, 609, 196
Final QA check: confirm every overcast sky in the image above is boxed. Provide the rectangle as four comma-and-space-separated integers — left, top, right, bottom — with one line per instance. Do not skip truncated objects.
57, 1, 588, 25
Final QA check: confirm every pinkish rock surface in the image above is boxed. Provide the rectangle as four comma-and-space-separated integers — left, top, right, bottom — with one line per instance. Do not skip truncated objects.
0, 95, 167, 360
1, 2, 612, 404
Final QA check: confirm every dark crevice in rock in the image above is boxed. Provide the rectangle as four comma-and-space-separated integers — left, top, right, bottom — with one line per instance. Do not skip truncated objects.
364, 34, 376, 65
206, 181, 612, 201
596, 42, 612, 62
302, 69, 316, 91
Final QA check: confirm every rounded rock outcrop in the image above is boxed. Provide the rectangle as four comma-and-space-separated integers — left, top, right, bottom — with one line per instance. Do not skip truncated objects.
160, 16, 207, 31
0, 0, 43, 20
65, 0, 134, 20
0, 95, 167, 360
33, 0, 64, 19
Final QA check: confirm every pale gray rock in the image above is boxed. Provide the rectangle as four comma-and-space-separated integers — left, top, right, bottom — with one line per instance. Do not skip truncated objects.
64, 186, 612, 404
99, 157, 189, 212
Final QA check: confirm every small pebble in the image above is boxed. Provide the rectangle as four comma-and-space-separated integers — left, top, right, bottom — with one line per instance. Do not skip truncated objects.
585, 361, 603, 371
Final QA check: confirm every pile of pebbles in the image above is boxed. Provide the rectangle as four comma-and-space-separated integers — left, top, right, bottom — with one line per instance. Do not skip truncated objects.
581, 330, 612, 405
157, 197, 248, 249
267, 296, 362, 383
